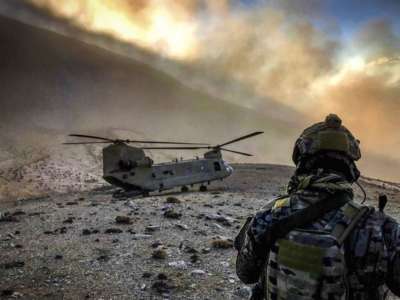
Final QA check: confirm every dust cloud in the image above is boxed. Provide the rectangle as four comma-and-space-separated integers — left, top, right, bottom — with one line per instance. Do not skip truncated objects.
0, 0, 399, 183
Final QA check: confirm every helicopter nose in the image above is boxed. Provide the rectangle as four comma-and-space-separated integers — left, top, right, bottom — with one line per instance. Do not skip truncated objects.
226, 165, 233, 174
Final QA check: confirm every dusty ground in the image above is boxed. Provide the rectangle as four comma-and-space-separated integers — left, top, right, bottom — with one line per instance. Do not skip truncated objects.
1, 164, 400, 299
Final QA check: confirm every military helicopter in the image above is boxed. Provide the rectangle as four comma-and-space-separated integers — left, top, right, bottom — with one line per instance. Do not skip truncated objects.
64, 131, 263, 196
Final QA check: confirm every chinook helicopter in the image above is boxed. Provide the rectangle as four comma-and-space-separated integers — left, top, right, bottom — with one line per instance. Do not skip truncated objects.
64, 131, 263, 196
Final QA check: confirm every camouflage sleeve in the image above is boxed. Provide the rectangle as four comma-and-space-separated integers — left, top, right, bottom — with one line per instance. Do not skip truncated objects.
236, 210, 273, 284
383, 216, 400, 296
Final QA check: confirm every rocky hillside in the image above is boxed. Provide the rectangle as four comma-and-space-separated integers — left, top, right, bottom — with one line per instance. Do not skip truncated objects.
0, 164, 399, 299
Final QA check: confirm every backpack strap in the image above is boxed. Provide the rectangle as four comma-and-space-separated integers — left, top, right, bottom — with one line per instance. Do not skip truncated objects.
331, 201, 370, 245
254, 190, 352, 257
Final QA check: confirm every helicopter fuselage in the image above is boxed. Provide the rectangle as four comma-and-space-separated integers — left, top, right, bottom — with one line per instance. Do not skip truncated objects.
102, 143, 233, 193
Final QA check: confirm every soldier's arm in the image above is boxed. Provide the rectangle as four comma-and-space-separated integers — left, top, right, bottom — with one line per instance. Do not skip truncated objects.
383, 216, 400, 296
236, 210, 272, 284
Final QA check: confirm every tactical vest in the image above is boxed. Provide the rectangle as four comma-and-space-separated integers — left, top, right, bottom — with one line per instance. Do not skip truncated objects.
265, 199, 369, 300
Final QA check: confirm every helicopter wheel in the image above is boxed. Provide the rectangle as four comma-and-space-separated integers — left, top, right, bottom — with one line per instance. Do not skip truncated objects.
199, 185, 207, 192
181, 186, 189, 193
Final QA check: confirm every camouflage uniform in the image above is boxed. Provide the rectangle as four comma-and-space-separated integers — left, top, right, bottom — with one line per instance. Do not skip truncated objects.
236, 115, 400, 300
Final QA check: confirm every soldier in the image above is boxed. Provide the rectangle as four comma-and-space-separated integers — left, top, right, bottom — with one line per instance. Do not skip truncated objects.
235, 114, 400, 300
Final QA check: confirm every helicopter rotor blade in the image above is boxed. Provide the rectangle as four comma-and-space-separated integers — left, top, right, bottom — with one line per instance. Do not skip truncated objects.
68, 134, 115, 142
220, 147, 253, 156
217, 131, 264, 148
125, 140, 208, 145
68, 134, 208, 145
63, 141, 111, 145
141, 146, 210, 150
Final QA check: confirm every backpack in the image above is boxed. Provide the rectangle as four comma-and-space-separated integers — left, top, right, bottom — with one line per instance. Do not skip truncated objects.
265, 200, 369, 300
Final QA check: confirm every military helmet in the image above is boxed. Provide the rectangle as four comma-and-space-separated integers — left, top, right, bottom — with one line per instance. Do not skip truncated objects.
292, 114, 361, 165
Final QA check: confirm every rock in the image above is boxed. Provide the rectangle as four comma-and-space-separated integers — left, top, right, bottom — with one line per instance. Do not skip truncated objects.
66, 201, 78, 205
131, 234, 152, 240
0, 214, 19, 222
165, 197, 181, 204
190, 269, 206, 277
12, 210, 26, 216
82, 229, 92, 235
142, 272, 153, 278
201, 248, 211, 254
211, 237, 233, 249
167, 260, 187, 269
175, 223, 189, 230
157, 273, 168, 280
63, 217, 75, 224
151, 240, 163, 248
97, 255, 110, 261
54, 255, 63, 260
115, 216, 131, 224
184, 246, 198, 254
190, 254, 200, 263
125, 200, 139, 210
1, 261, 25, 269
152, 249, 167, 259
145, 225, 160, 233
163, 209, 182, 219
205, 213, 235, 226
104, 228, 123, 234
151, 280, 175, 294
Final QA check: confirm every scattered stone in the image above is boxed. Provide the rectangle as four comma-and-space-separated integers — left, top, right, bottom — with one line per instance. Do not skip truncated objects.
151, 240, 163, 248
63, 217, 75, 224
190, 269, 206, 277
201, 248, 211, 254
112, 239, 119, 243
104, 228, 123, 234
78, 197, 85, 201
15, 244, 23, 249
145, 225, 160, 233
1, 261, 25, 269
142, 272, 153, 278
82, 229, 92, 235
165, 197, 181, 204
14, 230, 20, 235
190, 254, 200, 263
151, 280, 175, 294
54, 255, 63, 260
205, 213, 234, 226
56, 227, 67, 234
97, 255, 110, 262
175, 223, 189, 230
168, 260, 187, 269
157, 273, 168, 280
0, 214, 19, 222
184, 246, 198, 254
115, 216, 131, 224
211, 237, 233, 249
12, 210, 26, 216
152, 249, 167, 259
66, 201, 78, 205
234, 202, 242, 207
163, 209, 182, 219
43, 230, 54, 235
125, 200, 139, 210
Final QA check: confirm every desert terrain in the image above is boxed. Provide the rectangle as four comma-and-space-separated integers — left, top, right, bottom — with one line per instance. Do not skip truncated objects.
1, 163, 399, 299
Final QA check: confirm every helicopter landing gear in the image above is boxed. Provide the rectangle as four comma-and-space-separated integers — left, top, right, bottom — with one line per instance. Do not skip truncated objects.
199, 185, 207, 192
181, 186, 189, 193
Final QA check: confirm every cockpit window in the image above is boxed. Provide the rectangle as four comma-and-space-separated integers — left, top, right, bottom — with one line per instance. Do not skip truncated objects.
214, 162, 221, 171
